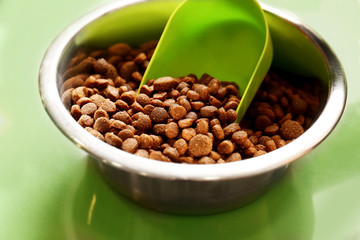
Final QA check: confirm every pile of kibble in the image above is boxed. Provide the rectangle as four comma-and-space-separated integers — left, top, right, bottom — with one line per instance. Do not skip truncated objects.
60, 40, 322, 164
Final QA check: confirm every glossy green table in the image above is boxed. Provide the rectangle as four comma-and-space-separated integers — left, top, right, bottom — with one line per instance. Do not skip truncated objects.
1, 0, 359, 239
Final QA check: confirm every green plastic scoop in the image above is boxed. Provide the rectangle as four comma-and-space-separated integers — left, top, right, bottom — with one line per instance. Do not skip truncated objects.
140, 0, 273, 122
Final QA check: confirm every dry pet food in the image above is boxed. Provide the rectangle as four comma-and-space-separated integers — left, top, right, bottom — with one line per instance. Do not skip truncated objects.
61, 41, 323, 164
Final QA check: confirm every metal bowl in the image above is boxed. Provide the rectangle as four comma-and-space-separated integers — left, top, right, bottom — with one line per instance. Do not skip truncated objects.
39, 0, 346, 214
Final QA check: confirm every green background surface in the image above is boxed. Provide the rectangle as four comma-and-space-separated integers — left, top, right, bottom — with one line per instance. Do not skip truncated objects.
1, 0, 360, 239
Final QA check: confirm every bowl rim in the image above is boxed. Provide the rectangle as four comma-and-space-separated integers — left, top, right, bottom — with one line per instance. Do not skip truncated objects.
39, 0, 347, 181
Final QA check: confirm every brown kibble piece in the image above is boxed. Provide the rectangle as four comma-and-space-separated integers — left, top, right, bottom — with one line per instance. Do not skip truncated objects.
134, 52, 147, 65
133, 114, 152, 130
273, 104, 285, 120
257, 107, 276, 121
153, 77, 176, 91
110, 120, 126, 131
81, 102, 97, 116
165, 122, 179, 139
208, 78, 220, 94
120, 61, 138, 80
143, 105, 155, 115
255, 115, 272, 130
188, 134, 213, 157
186, 90, 200, 101
148, 135, 161, 149
279, 113, 293, 125
149, 150, 171, 162
136, 93, 151, 107
138, 134, 153, 149
198, 157, 215, 164
254, 150, 267, 157
71, 105, 81, 120
264, 125, 279, 136
94, 58, 118, 79
173, 139, 188, 155
163, 147, 180, 161
210, 119, 221, 128
181, 128, 197, 141
61, 74, 87, 93
199, 86, 210, 102
101, 99, 117, 114
224, 101, 239, 110
139, 85, 154, 96
291, 98, 308, 115
256, 144, 267, 151
61, 88, 74, 110
153, 92, 168, 101
223, 123, 241, 137
150, 107, 169, 123
120, 91, 137, 105
130, 101, 144, 113
185, 112, 198, 121
226, 153, 242, 162
108, 43, 131, 56
121, 138, 138, 153
153, 124, 166, 135
200, 106, 218, 118
113, 111, 131, 124
280, 120, 304, 140
169, 89, 180, 100
84, 76, 109, 89
94, 117, 110, 134
102, 85, 119, 101
78, 115, 94, 128
217, 140, 235, 155
179, 157, 195, 164
169, 104, 187, 120
72, 86, 88, 103
248, 135, 258, 145
178, 118, 194, 128
115, 99, 129, 111
151, 100, 165, 108
191, 101, 205, 111
68, 52, 87, 68
212, 124, 225, 140
258, 136, 271, 146
226, 109, 237, 123
118, 129, 134, 141
140, 40, 158, 52
209, 151, 221, 161
195, 119, 209, 134
265, 139, 277, 152
232, 130, 248, 145
134, 149, 149, 158
89, 94, 105, 107
105, 132, 123, 148
63, 57, 95, 79
296, 115, 305, 126
209, 96, 222, 108
76, 97, 92, 107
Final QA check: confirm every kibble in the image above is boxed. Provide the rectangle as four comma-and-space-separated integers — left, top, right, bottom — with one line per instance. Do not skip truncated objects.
63, 40, 323, 164
188, 134, 213, 157
105, 132, 123, 148
280, 120, 304, 140
121, 138, 138, 153
150, 107, 169, 123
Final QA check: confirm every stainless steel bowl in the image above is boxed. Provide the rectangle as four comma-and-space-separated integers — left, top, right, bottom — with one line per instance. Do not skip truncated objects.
39, 0, 346, 214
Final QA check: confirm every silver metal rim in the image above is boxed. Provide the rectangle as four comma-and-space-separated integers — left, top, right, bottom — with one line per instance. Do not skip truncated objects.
39, 0, 347, 181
